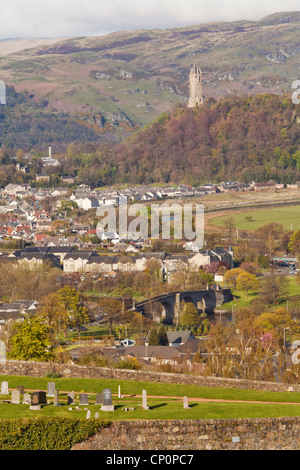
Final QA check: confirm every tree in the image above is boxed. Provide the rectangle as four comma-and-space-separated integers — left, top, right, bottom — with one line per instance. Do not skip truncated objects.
147, 326, 160, 345
203, 313, 282, 381
38, 292, 69, 338
147, 324, 169, 346
288, 230, 300, 255
8, 317, 54, 362
57, 286, 89, 338
170, 262, 199, 291
254, 309, 300, 348
97, 298, 126, 335
223, 268, 245, 288
223, 217, 236, 244
236, 271, 259, 295
259, 270, 289, 306
179, 302, 200, 329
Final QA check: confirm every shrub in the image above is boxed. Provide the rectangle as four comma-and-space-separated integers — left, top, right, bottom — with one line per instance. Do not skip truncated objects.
0, 417, 110, 450
115, 357, 141, 370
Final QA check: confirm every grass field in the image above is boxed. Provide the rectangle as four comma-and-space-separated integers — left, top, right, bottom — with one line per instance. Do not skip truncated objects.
2, 375, 300, 421
211, 205, 300, 231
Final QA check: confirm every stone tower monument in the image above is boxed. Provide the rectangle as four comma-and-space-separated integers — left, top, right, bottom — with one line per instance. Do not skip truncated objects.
188, 64, 205, 108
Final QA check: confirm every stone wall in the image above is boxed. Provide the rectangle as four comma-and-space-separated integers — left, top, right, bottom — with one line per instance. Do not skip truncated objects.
71, 417, 300, 450
0, 359, 299, 393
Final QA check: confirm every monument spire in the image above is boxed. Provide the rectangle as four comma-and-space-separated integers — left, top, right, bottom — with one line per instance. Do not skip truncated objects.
188, 64, 205, 108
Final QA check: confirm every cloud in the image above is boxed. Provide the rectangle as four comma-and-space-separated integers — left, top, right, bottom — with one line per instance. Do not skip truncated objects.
0, 0, 299, 39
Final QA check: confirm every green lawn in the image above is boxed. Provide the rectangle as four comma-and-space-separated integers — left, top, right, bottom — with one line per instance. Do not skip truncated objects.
1, 375, 300, 420
219, 275, 300, 312
211, 205, 300, 231
1, 399, 300, 421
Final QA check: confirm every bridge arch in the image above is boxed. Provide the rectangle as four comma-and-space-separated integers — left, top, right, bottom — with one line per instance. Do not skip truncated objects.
161, 301, 174, 325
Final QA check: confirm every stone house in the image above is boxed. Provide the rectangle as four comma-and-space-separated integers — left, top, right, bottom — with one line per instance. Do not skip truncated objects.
63, 251, 99, 272
0, 300, 38, 329
17, 252, 61, 269
189, 247, 234, 269
86, 255, 116, 273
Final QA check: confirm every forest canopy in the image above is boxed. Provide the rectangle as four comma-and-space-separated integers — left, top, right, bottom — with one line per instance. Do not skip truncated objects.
1, 93, 300, 187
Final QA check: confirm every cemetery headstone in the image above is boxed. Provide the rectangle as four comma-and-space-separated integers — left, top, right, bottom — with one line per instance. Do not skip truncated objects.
30, 391, 47, 410
1, 381, 9, 395
95, 412, 99, 419
11, 390, 20, 404
17, 385, 25, 395
79, 393, 89, 406
67, 391, 75, 405
54, 389, 59, 406
183, 396, 191, 409
101, 388, 114, 412
142, 389, 149, 410
95, 393, 103, 405
86, 410, 91, 419
23, 393, 31, 405
47, 382, 55, 397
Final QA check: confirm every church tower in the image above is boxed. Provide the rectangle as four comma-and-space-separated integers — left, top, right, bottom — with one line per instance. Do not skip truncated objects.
188, 64, 205, 108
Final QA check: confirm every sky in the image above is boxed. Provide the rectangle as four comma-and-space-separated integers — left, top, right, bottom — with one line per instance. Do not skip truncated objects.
0, 0, 299, 39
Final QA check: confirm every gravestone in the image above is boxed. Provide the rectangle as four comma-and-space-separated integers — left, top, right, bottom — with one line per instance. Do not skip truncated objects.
101, 388, 114, 412
183, 396, 191, 409
23, 393, 31, 405
30, 391, 47, 410
54, 390, 59, 406
95, 393, 103, 405
118, 385, 121, 399
95, 412, 99, 419
47, 382, 55, 397
79, 393, 89, 406
1, 381, 9, 395
17, 385, 25, 395
0, 340, 6, 362
67, 391, 75, 405
86, 410, 91, 419
11, 390, 20, 404
142, 389, 149, 410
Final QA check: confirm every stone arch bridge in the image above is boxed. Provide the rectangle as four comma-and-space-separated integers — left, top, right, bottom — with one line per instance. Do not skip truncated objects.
131, 288, 233, 325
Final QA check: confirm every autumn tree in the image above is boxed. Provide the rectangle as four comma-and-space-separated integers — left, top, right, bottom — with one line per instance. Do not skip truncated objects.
170, 262, 199, 291
203, 313, 282, 381
8, 317, 55, 362
97, 298, 127, 335
38, 292, 69, 339
255, 223, 284, 256
254, 309, 300, 349
223, 268, 246, 288
236, 271, 259, 295
57, 286, 89, 338
288, 230, 300, 255
0, 262, 61, 301
259, 270, 289, 306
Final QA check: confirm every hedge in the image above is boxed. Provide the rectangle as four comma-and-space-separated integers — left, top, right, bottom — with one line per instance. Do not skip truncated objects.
0, 416, 110, 450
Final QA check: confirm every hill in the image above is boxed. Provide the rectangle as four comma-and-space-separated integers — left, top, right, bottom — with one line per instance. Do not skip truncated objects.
47, 93, 300, 187
108, 93, 300, 185
0, 11, 300, 149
